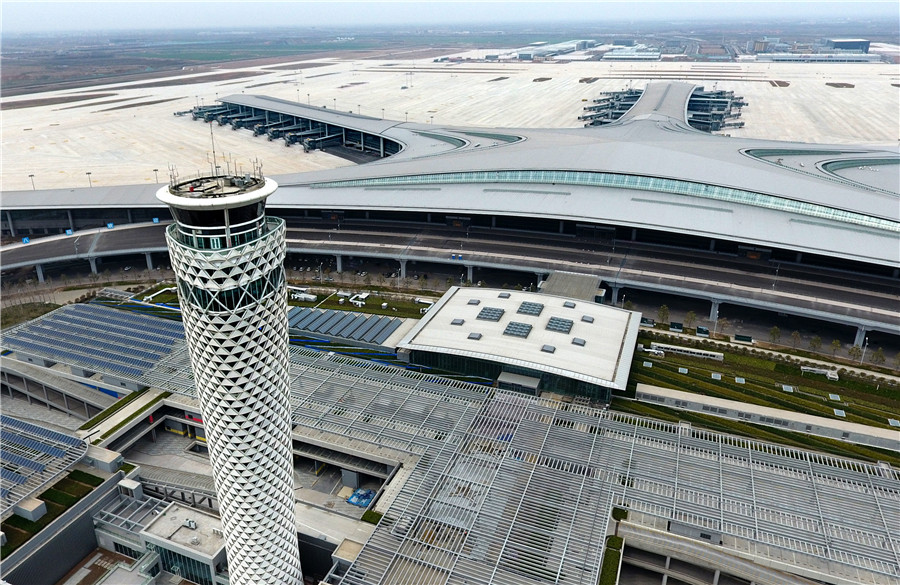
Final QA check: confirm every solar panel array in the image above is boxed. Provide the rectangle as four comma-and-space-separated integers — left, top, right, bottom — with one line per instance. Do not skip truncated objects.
288, 308, 404, 346
1, 304, 183, 379
0, 416, 87, 520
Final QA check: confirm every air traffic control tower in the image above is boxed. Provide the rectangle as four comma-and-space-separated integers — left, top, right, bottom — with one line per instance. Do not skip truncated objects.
157, 167, 303, 585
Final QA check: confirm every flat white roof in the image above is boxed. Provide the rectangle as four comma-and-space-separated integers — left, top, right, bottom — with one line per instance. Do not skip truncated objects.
397, 286, 640, 390
142, 501, 225, 558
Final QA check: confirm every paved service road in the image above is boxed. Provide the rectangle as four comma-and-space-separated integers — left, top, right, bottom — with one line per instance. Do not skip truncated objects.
2, 222, 898, 332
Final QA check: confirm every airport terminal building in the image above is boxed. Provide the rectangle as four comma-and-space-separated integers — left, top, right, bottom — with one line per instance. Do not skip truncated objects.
1, 78, 899, 585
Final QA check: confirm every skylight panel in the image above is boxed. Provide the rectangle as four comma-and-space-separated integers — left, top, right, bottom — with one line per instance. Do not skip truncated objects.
517, 301, 544, 316
476, 307, 505, 322
546, 317, 574, 334
503, 322, 532, 339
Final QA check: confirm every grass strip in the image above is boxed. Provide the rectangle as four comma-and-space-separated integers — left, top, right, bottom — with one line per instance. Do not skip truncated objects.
78, 389, 147, 430
98, 392, 172, 441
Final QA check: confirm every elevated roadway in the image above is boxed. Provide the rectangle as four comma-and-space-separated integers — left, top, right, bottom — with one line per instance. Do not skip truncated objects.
2, 222, 896, 343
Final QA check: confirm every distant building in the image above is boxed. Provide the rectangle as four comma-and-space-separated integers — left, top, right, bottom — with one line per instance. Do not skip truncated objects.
826, 38, 870, 53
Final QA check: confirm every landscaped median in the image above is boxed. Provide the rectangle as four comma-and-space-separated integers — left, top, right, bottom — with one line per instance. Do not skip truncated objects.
87, 390, 172, 445
598, 534, 624, 585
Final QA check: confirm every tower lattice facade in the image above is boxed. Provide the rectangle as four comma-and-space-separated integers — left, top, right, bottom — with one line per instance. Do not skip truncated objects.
157, 172, 303, 585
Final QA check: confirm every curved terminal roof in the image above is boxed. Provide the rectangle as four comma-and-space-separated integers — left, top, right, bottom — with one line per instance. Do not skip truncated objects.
3, 82, 898, 267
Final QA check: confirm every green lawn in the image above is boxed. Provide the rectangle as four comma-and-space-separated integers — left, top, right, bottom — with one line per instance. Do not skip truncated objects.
0, 470, 104, 558
618, 332, 900, 466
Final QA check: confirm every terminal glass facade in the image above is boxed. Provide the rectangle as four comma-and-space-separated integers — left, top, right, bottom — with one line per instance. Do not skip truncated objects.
409, 349, 611, 402
310, 170, 899, 233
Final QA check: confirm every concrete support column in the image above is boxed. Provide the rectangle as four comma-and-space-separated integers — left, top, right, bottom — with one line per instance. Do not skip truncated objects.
399, 259, 407, 279
364, 211, 370, 220
535, 272, 544, 286
426, 213, 432, 223
713, 569, 721, 585
379, 136, 384, 157
145, 253, 154, 271
341, 469, 360, 489
466, 265, 474, 282
334, 254, 343, 273
5, 211, 15, 238
709, 239, 716, 251
796, 252, 803, 263
631, 228, 638, 241
893, 268, 899, 279
611, 286, 621, 305
35, 264, 45, 283
89, 257, 98, 274
491, 216, 497, 228
127, 209, 134, 224
854, 326, 867, 347
710, 300, 720, 322
559, 220, 565, 234
67, 210, 75, 232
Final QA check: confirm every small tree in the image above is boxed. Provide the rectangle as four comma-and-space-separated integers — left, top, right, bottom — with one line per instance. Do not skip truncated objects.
684, 311, 697, 329
809, 336, 822, 353
848, 345, 863, 362
871, 347, 886, 366
623, 300, 634, 311
657, 305, 670, 324
894, 351, 900, 369
717, 317, 730, 336
790, 330, 802, 349
769, 326, 781, 344
831, 339, 841, 357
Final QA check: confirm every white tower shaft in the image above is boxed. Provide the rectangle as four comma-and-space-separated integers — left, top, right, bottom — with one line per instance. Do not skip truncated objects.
159, 176, 302, 585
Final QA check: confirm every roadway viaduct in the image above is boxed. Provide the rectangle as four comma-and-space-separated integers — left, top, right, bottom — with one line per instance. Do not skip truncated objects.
2, 221, 897, 346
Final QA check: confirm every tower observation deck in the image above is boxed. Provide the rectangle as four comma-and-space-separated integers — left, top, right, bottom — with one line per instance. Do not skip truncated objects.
156, 169, 303, 585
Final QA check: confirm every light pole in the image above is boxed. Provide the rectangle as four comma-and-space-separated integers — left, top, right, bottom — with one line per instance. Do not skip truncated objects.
86, 172, 93, 188
307, 93, 310, 105
358, 104, 361, 115
332, 98, 336, 109
860, 337, 869, 364
153, 168, 159, 184
405, 111, 408, 122
28, 174, 35, 190
381, 108, 385, 119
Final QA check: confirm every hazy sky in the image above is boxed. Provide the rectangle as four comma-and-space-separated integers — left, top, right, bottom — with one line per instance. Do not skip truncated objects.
2, 1, 897, 33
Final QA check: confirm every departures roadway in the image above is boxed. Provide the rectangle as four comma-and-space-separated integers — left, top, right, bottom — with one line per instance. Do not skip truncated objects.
2, 221, 898, 336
